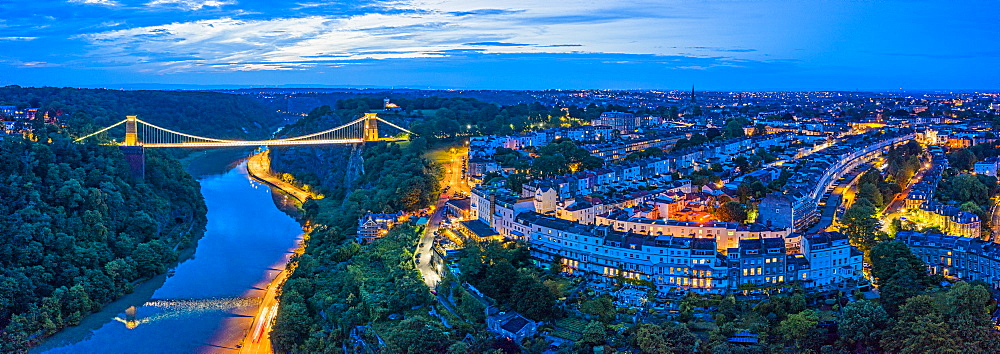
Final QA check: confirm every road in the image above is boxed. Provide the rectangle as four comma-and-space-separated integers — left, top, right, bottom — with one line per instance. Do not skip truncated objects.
239, 252, 300, 354
415, 144, 470, 289
880, 160, 933, 232
991, 197, 1000, 240
806, 165, 870, 234
246, 149, 321, 203
241, 150, 311, 354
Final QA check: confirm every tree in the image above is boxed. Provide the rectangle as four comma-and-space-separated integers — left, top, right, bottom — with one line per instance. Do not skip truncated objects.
839, 300, 891, 352
716, 201, 748, 223
948, 149, 976, 171
706, 127, 722, 141
869, 241, 929, 314
840, 199, 885, 254
778, 309, 818, 349
577, 321, 607, 348
628, 323, 698, 354
580, 296, 616, 322
882, 295, 957, 353
938, 282, 1000, 349
722, 119, 745, 139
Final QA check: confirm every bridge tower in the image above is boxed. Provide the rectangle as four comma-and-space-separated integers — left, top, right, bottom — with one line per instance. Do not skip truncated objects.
124, 115, 139, 146
120, 115, 145, 180
363, 113, 379, 141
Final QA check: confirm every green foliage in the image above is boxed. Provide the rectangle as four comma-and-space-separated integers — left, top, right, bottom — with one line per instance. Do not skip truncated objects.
672, 133, 710, 152
0, 132, 206, 350
625, 147, 665, 161
885, 140, 924, 189
869, 241, 931, 314
936, 172, 998, 206
840, 198, 888, 254
715, 201, 748, 223
626, 323, 698, 354
457, 241, 557, 320
882, 283, 1000, 352
722, 119, 746, 139
778, 309, 819, 349
532, 139, 604, 177
271, 226, 435, 352
0, 86, 282, 141
838, 300, 890, 352
579, 296, 616, 322
947, 149, 976, 171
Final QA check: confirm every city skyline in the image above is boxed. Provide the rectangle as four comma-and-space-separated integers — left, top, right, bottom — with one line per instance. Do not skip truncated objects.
2, 0, 998, 90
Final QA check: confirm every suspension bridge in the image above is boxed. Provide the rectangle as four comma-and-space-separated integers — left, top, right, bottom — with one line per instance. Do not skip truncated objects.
74, 112, 411, 147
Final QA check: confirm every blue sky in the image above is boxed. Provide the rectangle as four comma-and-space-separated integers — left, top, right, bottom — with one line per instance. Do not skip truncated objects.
1, 0, 997, 90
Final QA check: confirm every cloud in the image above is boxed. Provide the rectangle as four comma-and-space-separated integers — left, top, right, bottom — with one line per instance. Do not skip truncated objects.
68, 0, 121, 6
145, 0, 236, 11
0, 37, 38, 41
73, 0, 776, 73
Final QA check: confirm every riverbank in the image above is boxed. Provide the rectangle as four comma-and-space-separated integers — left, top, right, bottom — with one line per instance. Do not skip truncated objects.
246, 149, 323, 204
36, 151, 304, 354
238, 149, 315, 353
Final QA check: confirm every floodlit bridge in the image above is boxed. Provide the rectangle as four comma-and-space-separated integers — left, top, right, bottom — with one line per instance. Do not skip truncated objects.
74, 112, 410, 147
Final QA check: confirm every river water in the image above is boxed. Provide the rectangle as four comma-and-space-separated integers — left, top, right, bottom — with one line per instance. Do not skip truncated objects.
36, 150, 304, 353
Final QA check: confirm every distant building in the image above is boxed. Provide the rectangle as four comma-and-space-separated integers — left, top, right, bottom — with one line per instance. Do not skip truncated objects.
917, 201, 981, 240
757, 192, 795, 230
357, 212, 406, 243
382, 98, 401, 112
899, 231, 1000, 288
486, 312, 538, 343
974, 157, 999, 177
593, 112, 637, 132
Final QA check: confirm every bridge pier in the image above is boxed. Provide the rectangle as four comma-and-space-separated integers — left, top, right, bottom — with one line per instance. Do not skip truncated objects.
120, 146, 145, 181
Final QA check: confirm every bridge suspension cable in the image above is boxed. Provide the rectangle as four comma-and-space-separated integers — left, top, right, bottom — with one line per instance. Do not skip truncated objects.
72, 119, 128, 143
74, 113, 410, 147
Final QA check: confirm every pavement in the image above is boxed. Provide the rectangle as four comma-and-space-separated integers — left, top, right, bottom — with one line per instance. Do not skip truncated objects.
246, 149, 320, 203
991, 197, 1000, 239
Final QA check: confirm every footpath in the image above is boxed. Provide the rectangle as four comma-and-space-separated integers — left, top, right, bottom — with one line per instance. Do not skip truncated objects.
246, 149, 319, 203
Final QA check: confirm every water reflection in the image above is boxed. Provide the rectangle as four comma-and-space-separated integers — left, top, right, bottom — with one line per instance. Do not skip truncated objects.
113, 298, 261, 330
38, 152, 304, 353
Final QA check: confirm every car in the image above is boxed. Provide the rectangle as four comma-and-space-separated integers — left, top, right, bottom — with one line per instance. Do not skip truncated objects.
419, 242, 425, 248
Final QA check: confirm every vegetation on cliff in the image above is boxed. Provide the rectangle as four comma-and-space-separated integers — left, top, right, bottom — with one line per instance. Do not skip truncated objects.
0, 126, 207, 351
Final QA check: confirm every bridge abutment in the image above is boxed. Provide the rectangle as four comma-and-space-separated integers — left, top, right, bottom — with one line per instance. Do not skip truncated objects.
120, 145, 145, 180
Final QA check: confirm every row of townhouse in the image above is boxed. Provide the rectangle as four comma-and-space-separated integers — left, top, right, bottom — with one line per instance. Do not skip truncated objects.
468, 125, 617, 151
915, 202, 982, 239
516, 211, 863, 294
903, 148, 947, 210
902, 149, 982, 239
593, 209, 791, 252
758, 130, 916, 231
582, 134, 684, 161
898, 231, 1000, 288
518, 133, 794, 202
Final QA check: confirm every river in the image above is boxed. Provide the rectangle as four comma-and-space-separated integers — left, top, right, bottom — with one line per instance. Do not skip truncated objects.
35, 149, 304, 353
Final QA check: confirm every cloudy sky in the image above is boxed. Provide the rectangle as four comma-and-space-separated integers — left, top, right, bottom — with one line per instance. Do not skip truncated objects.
1, 0, 997, 90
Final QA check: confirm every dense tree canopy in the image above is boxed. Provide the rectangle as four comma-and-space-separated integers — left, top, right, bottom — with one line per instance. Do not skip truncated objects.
0, 86, 283, 141
0, 128, 206, 350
